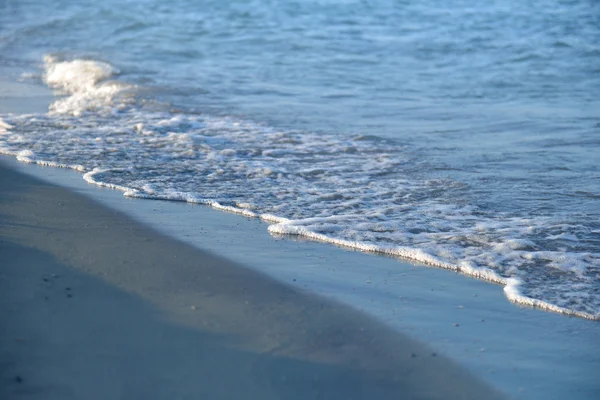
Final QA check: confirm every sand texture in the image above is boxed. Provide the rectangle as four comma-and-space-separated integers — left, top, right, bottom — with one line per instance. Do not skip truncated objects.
0, 162, 503, 399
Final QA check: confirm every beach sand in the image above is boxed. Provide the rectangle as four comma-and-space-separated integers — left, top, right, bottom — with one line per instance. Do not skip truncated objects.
2, 75, 599, 400
5, 156, 600, 400
0, 162, 504, 399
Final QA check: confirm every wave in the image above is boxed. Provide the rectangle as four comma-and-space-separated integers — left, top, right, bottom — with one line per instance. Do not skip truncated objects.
1, 55, 598, 321
42, 54, 134, 116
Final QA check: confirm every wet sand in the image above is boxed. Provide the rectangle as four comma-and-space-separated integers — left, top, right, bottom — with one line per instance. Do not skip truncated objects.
2, 75, 600, 400
0, 162, 502, 399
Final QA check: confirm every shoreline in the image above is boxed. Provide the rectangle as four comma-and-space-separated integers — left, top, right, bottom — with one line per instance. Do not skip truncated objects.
0, 160, 502, 399
2, 75, 600, 399
4, 156, 600, 400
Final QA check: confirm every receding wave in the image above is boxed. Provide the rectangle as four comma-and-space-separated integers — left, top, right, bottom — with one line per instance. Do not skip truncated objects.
1, 55, 598, 321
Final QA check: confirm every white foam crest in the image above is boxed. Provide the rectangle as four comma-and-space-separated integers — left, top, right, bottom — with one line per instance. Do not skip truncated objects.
268, 220, 507, 283
42, 55, 132, 116
15, 149, 35, 162
210, 202, 258, 218
44, 55, 116, 92
504, 278, 600, 320
260, 214, 291, 224
269, 221, 457, 268
0, 147, 86, 172
84, 167, 263, 218
83, 168, 139, 194
0, 118, 14, 132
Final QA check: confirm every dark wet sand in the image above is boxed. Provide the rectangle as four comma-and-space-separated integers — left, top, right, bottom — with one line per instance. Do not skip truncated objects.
0, 162, 503, 399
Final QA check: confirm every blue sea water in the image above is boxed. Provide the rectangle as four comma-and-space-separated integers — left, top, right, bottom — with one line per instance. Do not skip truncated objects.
0, 0, 599, 319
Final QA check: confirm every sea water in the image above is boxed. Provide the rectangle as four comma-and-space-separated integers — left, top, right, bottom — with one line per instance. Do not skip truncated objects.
0, 0, 599, 320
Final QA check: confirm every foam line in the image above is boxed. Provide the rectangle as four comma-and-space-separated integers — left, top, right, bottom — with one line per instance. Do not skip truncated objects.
4, 145, 599, 321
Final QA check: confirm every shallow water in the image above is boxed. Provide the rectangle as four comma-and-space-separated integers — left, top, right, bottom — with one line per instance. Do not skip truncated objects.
1, 0, 599, 319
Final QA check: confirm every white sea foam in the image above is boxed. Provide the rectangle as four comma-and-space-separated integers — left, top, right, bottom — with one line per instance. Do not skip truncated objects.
0, 118, 14, 132
1, 56, 599, 321
42, 55, 132, 116
0, 148, 86, 172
